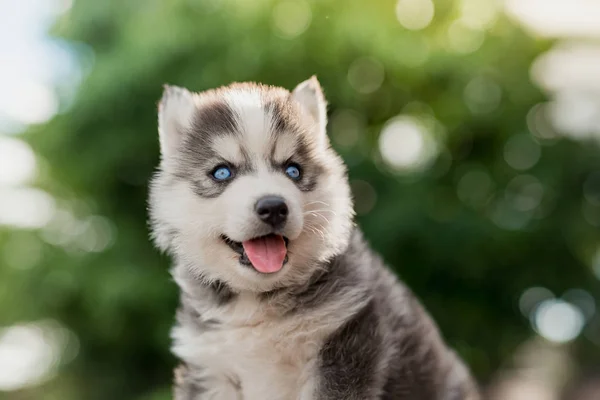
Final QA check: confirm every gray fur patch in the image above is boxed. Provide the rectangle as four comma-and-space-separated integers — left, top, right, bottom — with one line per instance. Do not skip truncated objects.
265, 133, 323, 192
264, 96, 298, 135
173, 99, 255, 198
191, 99, 240, 138
318, 299, 383, 399
208, 279, 237, 305
173, 363, 206, 400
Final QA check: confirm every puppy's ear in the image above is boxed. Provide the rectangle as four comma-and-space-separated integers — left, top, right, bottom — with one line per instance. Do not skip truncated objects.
158, 85, 197, 158
292, 76, 328, 142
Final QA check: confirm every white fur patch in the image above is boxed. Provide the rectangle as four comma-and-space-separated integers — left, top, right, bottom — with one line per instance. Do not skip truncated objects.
158, 86, 198, 159
171, 289, 369, 400
292, 77, 328, 145
224, 89, 271, 156
211, 135, 246, 165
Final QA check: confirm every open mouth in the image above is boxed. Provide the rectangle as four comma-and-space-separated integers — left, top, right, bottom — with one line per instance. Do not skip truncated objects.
221, 234, 289, 274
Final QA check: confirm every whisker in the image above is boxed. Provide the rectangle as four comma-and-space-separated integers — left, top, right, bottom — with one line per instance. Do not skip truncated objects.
304, 223, 327, 240
303, 209, 337, 215
304, 200, 330, 207
306, 212, 331, 224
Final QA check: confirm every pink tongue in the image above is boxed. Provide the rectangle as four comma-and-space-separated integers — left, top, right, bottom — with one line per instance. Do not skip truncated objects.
242, 235, 287, 274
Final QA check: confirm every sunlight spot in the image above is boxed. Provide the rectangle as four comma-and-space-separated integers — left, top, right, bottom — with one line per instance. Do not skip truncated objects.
447, 21, 484, 54
545, 92, 600, 140
519, 287, 554, 317
350, 180, 377, 215
489, 198, 533, 230
396, 0, 435, 31
348, 57, 385, 94
464, 76, 502, 114
563, 289, 595, 321
458, 0, 499, 30
41, 209, 116, 253
0, 320, 75, 391
533, 299, 585, 343
330, 109, 364, 149
505, 0, 600, 38
378, 116, 437, 172
74, 215, 116, 253
505, 175, 544, 212
272, 0, 312, 39
0, 137, 36, 186
503, 134, 541, 171
531, 43, 600, 93
526, 103, 559, 142
0, 81, 58, 125
0, 188, 55, 229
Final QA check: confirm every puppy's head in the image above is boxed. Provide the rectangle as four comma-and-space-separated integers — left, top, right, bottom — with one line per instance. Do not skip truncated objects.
149, 78, 353, 292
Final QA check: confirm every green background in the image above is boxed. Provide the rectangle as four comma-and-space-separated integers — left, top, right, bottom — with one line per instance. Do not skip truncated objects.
2, 0, 600, 398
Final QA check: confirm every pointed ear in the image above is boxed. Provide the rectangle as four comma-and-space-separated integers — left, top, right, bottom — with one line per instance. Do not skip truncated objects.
292, 76, 328, 141
158, 85, 197, 158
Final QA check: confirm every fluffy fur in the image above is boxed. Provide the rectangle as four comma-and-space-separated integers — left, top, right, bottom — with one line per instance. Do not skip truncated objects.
149, 77, 480, 399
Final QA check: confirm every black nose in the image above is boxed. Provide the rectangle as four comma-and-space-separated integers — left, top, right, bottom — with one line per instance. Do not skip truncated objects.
255, 196, 288, 228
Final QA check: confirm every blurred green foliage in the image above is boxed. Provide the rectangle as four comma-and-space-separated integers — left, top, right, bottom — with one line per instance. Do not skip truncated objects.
2, 0, 600, 398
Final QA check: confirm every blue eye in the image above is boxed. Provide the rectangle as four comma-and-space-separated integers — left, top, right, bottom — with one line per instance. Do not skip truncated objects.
212, 166, 232, 181
285, 164, 301, 180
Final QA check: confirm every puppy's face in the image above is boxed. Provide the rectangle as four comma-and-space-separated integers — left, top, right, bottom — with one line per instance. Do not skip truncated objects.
150, 78, 353, 292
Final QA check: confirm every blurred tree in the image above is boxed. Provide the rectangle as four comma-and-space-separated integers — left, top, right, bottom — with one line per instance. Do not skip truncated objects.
1, 0, 599, 399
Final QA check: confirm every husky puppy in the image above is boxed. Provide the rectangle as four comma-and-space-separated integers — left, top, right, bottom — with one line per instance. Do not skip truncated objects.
149, 77, 480, 400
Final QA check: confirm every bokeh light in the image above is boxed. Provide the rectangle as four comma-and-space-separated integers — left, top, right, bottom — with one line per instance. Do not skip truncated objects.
489, 198, 532, 231
378, 116, 438, 173
526, 103, 559, 142
463, 76, 502, 114
347, 57, 385, 95
272, 0, 312, 39
0, 81, 58, 126
531, 43, 600, 94
458, 0, 499, 30
533, 299, 585, 343
447, 21, 484, 54
519, 287, 555, 317
503, 134, 541, 171
546, 92, 600, 140
0, 137, 36, 186
330, 109, 364, 149
0, 321, 75, 391
456, 167, 494, 208
40, 209, 115, 253
505, 0, 600, 38
395, 0, 435, 31
563, 289, 596, 322
350, 180, 377, 215
0, 188, 55, 229
505, 175, 544, 212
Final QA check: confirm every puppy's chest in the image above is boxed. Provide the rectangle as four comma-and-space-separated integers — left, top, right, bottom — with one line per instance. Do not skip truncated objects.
179, 321, 322, 399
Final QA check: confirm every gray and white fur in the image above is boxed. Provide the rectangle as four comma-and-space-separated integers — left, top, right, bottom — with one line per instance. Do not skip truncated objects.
149, 77, 480, 399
